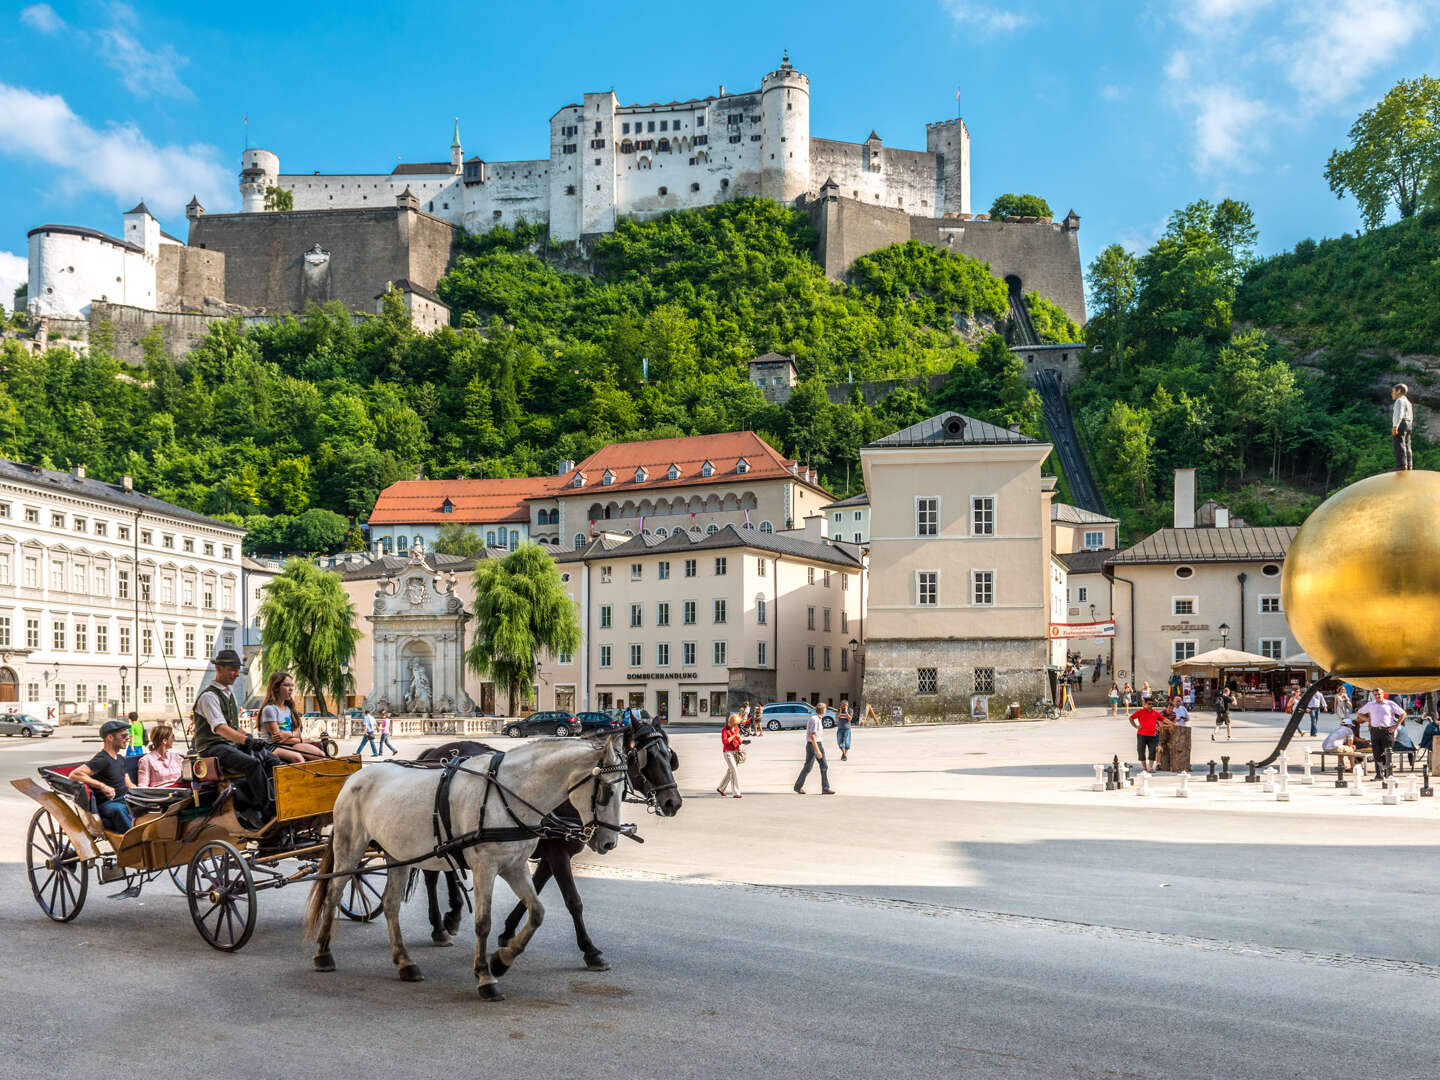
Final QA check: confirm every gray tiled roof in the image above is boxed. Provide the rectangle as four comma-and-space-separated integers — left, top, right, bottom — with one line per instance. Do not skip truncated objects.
1056, 549, 1114, 574
865, 411, 1039, 448
340, 548, 509, 581
1051, 502, 1117, 525
1105, 526, 1297, 566
822, 492, 870, 510
0, 459, 243, 532
556, 524, 863, 569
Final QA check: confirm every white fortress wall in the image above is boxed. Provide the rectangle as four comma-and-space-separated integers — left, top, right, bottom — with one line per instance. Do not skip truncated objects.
278, 173, 465, 222
27, 228, 156, 318
809, 138, 939, 213
461, 159, 550, 233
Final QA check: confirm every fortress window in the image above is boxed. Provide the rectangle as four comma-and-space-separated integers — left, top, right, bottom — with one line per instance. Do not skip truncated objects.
658, 187, 668, 196
695, 135, 707, 146
690, 182, 700, 192
689, 158, 696, 166
750, 135, 761, 142
595, 158, 601, 166
566, 185, 576, 195
622, 122, 630, 134
648, 121, 656, 133
660, 120, 668, 131
696, 116, 704, 127
721, 179, 729, 188
729, 135, 741, 144
563, 144, 576, 154
728, 114, 742, 124
787, 103, 792, 110
749, 115, 761, 123
594, 121, 602, 133
493, 211, 502, 218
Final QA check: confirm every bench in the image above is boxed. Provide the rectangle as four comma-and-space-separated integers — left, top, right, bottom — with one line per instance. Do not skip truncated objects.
1311, 746, 1429, 774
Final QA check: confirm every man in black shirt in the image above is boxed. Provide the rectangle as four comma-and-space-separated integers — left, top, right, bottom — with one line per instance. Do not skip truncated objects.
71, 719, 134, 831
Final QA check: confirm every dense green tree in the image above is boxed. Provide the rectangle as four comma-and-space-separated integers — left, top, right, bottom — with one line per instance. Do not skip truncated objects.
465, 545, 581, 715
258, 559, 361, 715
434, 521, 486, 557
989, 193, 1053, 220
264, 186, 294, 211
1325, 76, 1440, 229
286, 508, 350, 553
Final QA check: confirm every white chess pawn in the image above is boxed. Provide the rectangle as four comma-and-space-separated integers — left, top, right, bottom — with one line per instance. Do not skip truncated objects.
1136, 770, 1151, 797
1301, 751, 1315, 785
1261, 767, 1277, 794
1405, 775, 1421, 802
1176, 771, 1191, 798
1092, 764, 1107, 792
1276, 765, 1291, 802
1351, 766, 1367, 796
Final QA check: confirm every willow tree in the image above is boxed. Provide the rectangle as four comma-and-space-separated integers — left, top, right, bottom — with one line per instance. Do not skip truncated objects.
466, 544, 580, 716
258, 558, 361, 715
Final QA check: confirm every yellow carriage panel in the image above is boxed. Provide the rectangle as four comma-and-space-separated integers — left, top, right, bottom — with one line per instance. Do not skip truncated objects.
274, 756, 364, 822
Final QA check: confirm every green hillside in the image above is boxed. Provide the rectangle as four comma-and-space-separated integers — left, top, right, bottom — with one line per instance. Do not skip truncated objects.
0, 199, 1049, 554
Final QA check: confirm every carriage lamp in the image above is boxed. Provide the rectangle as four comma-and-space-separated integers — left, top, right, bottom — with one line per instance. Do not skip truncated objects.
1219, 623, 1230, 648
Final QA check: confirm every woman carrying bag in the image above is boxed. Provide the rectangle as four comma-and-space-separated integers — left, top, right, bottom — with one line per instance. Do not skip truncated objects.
717, 712, 749, 798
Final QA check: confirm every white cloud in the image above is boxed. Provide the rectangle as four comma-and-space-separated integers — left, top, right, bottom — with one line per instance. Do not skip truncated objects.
20, 4, 65, 32
1192, 86, 1271, 172
1280, 0, 1422, 104
940, 0, 1035, 34
0, 84, 232, 215
0, 252, 27, 312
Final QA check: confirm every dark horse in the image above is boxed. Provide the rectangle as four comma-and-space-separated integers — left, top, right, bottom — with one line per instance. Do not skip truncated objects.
415, 721, 681, 971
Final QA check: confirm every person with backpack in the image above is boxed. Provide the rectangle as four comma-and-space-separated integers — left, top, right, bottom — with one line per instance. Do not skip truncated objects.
1213, 685, 1233, 741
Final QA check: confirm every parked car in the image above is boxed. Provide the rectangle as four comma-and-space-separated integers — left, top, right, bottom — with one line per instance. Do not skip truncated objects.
760, 702, 834, 731
503, 711, 581, 738
0, 713, 53, 737
575, 709, 627, 734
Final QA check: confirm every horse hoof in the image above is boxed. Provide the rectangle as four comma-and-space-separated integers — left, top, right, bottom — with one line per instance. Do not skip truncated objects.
443, 913, 463, 936
399, 964, 425, 982
478, 983, 505, 1002
585, 954, 611, 972
489, 952, 510, 977
313, 953, 336, 972
431, 931, 453, 947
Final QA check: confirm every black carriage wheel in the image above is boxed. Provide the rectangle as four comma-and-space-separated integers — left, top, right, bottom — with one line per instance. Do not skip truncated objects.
186, 840, 257, 952
338, 869, 386, 922
26, 808, 88, 922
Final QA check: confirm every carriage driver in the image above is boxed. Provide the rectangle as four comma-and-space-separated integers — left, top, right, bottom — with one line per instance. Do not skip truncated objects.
193, 649, 276, 830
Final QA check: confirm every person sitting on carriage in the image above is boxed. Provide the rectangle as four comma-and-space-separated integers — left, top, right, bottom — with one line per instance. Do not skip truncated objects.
193, 649, 277, 830
70, 719, 135, 832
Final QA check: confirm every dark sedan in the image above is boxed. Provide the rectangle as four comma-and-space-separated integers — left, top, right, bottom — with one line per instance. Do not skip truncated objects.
575, 709, 626, 734
503, 710, 582, 738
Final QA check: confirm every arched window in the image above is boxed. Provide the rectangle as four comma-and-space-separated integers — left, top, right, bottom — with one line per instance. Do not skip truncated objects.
486, 530, 497, 546
574, 533, 587, 550
705, 524, 719, 535
759, 521, 774, 534
397, 535, 408, 553
655, 528, 667, 538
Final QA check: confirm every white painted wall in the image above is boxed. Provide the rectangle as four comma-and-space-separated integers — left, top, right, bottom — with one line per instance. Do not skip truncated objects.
27, 229, 156, 318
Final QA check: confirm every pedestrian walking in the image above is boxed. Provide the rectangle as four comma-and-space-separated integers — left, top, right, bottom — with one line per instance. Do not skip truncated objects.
1130, 699, 1165, 773
126, 711, 145, 757
1357, 690, 1405, 776
376, 709, 398, 755
794, 707, 834, 795
355, 708, 379, 756
1108, 682, 1120, 716
1212, 685, 1234, 740
1140, 682, 1153, 706
835, 701, 854, 760
1306, 690, 1326, 737
1334, 684, 1352, 721
716, 713, 747, 798
1393, 382, 1414, 471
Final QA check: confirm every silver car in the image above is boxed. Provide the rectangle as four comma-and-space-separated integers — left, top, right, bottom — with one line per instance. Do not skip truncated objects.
0, 713, 53, 737
760, 702, 835, 731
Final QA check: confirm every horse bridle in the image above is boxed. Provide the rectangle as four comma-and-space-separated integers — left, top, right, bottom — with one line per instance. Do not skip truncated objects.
563, 739, 632, 844
623, 722, 679, 813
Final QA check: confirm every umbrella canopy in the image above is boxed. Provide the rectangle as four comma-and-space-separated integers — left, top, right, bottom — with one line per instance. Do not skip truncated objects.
1171, 647, 1275, 673
1274, 651, 1322, 671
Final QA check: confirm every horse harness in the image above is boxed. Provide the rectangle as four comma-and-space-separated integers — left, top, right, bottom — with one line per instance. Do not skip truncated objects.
624, 723, 679, 813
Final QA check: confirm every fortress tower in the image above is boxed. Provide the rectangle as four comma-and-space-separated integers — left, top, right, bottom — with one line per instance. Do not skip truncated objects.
240, 148, 279, 213
925, 119, 970, 217
761, 52, 810, 203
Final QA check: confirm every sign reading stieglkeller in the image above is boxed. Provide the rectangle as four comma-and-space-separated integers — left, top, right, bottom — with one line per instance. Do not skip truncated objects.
625, 672, 699, 681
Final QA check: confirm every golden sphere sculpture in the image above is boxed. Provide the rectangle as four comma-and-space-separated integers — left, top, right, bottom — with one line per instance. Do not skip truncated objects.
1282, 469, 1440, 693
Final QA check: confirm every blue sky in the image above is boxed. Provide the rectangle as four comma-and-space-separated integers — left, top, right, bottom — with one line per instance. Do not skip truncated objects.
2, 0, 1437, 306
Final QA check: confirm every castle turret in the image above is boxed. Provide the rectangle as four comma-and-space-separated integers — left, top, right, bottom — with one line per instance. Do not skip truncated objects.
240, 148, 279, 213
451, 117, 462, 170
925, 119, 970, 216
761, 51, 810, 203
185, 195, 205, 221
123, 200, 160, 259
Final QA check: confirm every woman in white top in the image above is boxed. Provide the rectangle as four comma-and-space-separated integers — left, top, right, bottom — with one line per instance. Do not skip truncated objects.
258, 671, 326, 763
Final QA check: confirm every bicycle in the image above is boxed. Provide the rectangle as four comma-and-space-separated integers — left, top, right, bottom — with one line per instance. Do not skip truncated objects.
1034, 699, 1060, 720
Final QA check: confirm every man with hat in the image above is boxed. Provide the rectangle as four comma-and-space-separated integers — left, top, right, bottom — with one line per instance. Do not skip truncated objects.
193, 649, 275, 829
71, 719, 135, 832
1322, 715, 1364, 771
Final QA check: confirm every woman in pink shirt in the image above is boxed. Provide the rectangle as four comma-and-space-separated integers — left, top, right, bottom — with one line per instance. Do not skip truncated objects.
136, 723, 185, 787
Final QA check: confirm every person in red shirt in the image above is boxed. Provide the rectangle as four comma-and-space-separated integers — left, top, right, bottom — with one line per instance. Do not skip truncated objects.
717, 713, 748, 798
1130, 704, 1167, 772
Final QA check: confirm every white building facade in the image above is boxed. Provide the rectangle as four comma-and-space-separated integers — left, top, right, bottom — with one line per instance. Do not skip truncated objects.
0, 461, 247, 722
26, 203, 175, 319
236, 54, 970, 243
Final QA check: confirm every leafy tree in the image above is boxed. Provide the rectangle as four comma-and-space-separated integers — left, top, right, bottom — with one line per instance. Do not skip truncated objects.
465, 545, 581, 715
286, 508, 350, 553
989, 193, 1053, 220
1325, 76, 1440, 229
434, 521, 485, 557
258, 560, 361, 715
264, 186, 294, 211
1092, 401, 1154, 505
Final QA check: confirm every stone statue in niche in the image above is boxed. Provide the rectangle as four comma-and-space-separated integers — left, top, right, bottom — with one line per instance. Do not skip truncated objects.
405, 660, 433, 714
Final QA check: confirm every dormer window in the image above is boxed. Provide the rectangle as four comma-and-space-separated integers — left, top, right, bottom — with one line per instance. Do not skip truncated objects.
635, 467, 648, 483
701, 460, 715, 478
441, 497, 454, 514
736, 458, 749, 474
601, 470, 615, 486
667, 464, 680, 481
573, 473, 586, 488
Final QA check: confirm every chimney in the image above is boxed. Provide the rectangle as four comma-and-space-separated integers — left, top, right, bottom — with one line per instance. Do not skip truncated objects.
803, 514, 828, 543
1173, 468, 1196, 529
557, 459, 575, 476
73, 465, 85, 480
121, 475, 133, 492
1215, 507, 1230, 529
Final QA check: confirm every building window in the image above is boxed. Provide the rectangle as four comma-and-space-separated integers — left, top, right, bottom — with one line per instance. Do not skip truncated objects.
574, 533, 587, 549
1083, 530, 1105, 549
183, 538, 194, 552
972, 571, 995, 606
630, 603, 643, 628
657, 601, 670, 626
918, 668, 938, 694
52, 513, 64, 529
629, 644, 643, 667
759, 521, 773, 534
1173, 640, 1198, 663
120, 625, 131, 655
823, 647, 832, 671
1259, 638, 1285, 660
24, 508, 38, 524
162, 534, 174, 550
971, 496, 995, 536
23, 557, 36, 587
599, 605, 612, 629
163, 630, 175, 657
756, 597, 767, 625
142, 685, 153, 704
140, 574, 152, 602
558, 649, 573, 665
683, 601, 696, 625
185, 631, 195, 658
684, 559, 697, 578
26, 682, 38, 702
824, 570, 832, 588
713, 599, 727, 624
683, 641, 696, 666
1172, 596, 1197, 616
52, 621, 65, 650
1076, 586, 1089, 603
601, 566, 612, 583
974, 667, 996, 694
204, 541, 214, 556
657, 642, 670, 666
631, 563, 643, 581
1175, 566, 1194, 579
806, 645, 816, 670
807, 606, 816, 630
0, 616, 9, 647
96, 623, 107, 652
1259, 595, 1282, 614
26, 618, 39, 649
714, 557, 727, 576
823, 608, 832, 631
841, 650, 849, 672
75, 622, 87, 651
757, 558, 767, 577
841, 610, 849, 631
918, 571, 938, 605
808, 567, 815, 585
713, 641, 728, 665
658, 560, 670, 580
916, 497, 938, 536
758, 641, 768, 666
599, 645, 612, 668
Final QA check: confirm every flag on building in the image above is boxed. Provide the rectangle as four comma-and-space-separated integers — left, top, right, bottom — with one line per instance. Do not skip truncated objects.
743, 508, 752, 528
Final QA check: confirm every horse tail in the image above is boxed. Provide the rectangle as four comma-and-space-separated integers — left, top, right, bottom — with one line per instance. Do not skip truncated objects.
302, 836, 335, 940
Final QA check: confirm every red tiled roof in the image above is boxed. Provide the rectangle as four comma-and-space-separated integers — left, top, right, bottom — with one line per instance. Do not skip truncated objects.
368, 477, 562, 525
551, 431, 830, 499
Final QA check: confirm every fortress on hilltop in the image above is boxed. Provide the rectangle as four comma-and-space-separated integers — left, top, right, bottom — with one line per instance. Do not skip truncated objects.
21, 54, 1085, 361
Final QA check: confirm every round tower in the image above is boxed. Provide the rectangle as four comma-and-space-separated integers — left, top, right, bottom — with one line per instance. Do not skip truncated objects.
761, 51, 810, 204
239, 148, 279, 213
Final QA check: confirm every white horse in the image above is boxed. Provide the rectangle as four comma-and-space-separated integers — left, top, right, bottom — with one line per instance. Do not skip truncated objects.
304, 735, 626, 1000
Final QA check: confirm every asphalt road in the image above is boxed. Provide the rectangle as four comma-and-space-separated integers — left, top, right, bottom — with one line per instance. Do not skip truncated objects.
3, 720, 1440, 1079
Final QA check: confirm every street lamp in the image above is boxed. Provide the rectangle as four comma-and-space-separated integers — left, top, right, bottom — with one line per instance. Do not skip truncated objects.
1218, 623, 1230, 649
340, 662, 351, 714
119, 665, 129, 718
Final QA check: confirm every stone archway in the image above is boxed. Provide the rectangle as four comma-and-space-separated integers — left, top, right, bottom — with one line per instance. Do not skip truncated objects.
1005, 274, 1023, 298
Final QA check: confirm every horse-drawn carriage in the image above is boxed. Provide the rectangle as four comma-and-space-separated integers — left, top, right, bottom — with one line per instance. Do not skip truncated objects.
14, 753, 385, 951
